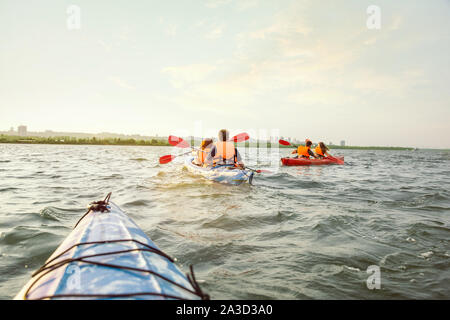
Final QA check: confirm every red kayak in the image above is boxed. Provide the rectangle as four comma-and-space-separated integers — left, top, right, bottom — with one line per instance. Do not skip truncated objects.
281, 156, 344, 166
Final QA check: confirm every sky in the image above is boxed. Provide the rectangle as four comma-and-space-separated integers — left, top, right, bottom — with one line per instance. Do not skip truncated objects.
0, 0, 449, 148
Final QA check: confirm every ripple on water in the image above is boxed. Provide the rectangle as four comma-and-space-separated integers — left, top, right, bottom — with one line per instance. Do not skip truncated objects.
0, 187, 20, 193
37, 206, 81, 222
130, 158, 148, 162
123, 199, 152, 207
0, 226, 61, 247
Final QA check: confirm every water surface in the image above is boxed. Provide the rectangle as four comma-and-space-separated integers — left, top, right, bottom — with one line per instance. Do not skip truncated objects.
0, 144, 449, 299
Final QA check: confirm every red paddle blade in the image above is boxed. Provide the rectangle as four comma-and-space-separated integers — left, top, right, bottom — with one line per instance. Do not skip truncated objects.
168, 135, 190, 148
232, 133, 250, 143
279, 139, 291, 146
159, 155, 176, 164
256, 169, 272, 173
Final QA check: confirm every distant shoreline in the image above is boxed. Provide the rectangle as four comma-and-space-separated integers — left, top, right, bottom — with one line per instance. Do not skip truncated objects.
0, 135, 170, 147
0, 134, 423, 150
240, 143, 415, 151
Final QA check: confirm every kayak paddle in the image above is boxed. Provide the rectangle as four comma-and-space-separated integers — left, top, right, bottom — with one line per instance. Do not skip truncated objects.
159, 149, 201, 164
232, 132, 250, 143
169, 133, 249, 148
168, 135, 191, 148
278, 139, 295, 146
159, 155, 176, 164
246, 167, 272, 174
279, 139, 299, 155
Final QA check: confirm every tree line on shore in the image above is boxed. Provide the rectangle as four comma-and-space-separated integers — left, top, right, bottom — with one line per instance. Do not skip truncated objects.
0, 134, 170, 146
0, 134, 413, 150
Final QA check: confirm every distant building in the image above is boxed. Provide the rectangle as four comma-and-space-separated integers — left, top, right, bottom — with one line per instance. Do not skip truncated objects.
18, 125, 27, 136
329, 142, 333, 146
340, 140, 345, 147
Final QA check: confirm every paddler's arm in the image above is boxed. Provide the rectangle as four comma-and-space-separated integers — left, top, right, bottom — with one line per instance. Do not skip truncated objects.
235, 148, 245, 168
205, 145, 216, 164
308, 149, 318, 159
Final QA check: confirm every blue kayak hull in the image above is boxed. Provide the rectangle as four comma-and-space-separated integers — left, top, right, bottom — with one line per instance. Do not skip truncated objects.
15, 201, 202, 300
184, 157, 253, 185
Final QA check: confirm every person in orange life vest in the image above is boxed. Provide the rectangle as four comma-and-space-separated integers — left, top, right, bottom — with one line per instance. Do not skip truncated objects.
193, 138, 213, 166
206, 129, 245, 168
291, 139, 318, 159
314, 142, 331, 159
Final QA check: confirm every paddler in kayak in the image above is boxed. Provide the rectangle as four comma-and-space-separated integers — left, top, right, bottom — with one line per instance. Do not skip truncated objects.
193, 138, 213, 166
314, 142, 332, 159
206, 129, 245, 169
292, 139, 318, 159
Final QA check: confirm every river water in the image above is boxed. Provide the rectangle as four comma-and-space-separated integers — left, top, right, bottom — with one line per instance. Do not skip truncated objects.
0, 144, 449, 299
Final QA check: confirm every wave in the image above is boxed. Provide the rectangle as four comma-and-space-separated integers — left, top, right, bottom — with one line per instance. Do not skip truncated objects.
0, 187, 20, 193
123, 199, 152, 207
38, 206, 80, 221
130, 158, 148, 162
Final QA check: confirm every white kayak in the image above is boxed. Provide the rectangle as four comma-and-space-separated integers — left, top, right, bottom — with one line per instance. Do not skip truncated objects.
184, 157, 254, 185
15, 194, 208, 300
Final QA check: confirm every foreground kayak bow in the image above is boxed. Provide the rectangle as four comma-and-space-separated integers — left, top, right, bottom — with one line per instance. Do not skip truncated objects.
15, 193, 208, 300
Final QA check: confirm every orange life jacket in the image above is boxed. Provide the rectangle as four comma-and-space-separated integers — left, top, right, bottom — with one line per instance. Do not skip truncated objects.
297, 145, 311, 158
314, 146, 324, 156
213, 141, 236, 164
197, 147, 211, 164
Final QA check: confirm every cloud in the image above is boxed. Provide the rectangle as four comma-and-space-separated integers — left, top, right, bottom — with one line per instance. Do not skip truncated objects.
109, 76, 135, 90
194, 19, 208, 28
236, 0, 259, 11
98, 40, 112, 52
228, 0, 432, 103
161, 61, 259, 113
193, 18, 226, 39
204, 0, 232, 9
247, 18, 311, 40
161, 0, 444, 134
351, 68, 427, 96
162, 64, 217, 88
205, 23, 225, 39
158, 17, 178, 37
287, 87, 356, 106
165, 23, 177, 36
363, 37, 377, 46
390, 16, 403, 31
204, 0, 259, 11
